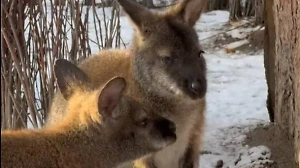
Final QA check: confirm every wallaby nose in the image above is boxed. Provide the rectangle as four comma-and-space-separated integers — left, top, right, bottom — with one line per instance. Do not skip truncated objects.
189, 79, 203, 95
157, 119, 176, 137
185, 78, 206, 98
191, 81, 201, 93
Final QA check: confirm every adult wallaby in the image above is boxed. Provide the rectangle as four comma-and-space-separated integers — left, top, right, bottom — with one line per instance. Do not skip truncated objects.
1, 59, 177, 168
46, 0, 208, 167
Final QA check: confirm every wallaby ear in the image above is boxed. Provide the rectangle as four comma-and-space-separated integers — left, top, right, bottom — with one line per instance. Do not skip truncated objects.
118, 0, 153, 33
169, 0, 208, 26
54, 59, 90, 100
98, 77, 126, 119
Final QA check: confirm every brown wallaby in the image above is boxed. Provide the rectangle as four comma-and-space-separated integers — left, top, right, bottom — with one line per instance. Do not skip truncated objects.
1, 59, 177, 168
46, 0, 208, 167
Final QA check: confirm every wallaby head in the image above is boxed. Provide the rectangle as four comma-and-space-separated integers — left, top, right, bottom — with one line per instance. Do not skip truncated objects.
118, 0, 208, 100
54, 59, 177, 152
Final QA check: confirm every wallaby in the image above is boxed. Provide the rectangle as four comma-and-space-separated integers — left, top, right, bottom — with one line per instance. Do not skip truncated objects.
1, 59, 177, 168
46, 0, 208, 167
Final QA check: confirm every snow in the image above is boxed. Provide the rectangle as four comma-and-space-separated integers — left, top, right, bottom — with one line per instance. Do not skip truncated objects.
199, 51, 271, 167
224, 39, 250, 49
229, 29, 248, 39
28, 6, 271, 167
197, 11, 271, 168
196, 10, 230, 41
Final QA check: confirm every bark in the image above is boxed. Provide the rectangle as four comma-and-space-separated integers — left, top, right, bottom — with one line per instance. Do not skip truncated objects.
264, 0, 300, 164
207, 0, 229, 11
244, 0, 255, 17
229, 0, 242, 21
54, 0, 66, 6
1, 0, 28, 129
264, 0, 275, 123
83, 0, 95, 5
254, 0, 264, 25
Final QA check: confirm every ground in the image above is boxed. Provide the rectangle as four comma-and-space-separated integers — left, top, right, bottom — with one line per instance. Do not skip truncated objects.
246, 124, 297, 168
193, 11, 297, 168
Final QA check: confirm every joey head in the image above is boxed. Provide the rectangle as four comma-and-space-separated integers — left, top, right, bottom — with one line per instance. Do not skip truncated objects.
1, 59, 177, 168
54, 59, 177, 155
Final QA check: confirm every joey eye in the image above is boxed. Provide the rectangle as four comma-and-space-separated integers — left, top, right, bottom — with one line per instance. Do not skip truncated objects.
138, 119, 148, 127
161, 57, 173, 64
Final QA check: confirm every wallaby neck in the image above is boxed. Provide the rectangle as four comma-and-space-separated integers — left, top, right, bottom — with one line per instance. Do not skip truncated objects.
51, 126, 146, 168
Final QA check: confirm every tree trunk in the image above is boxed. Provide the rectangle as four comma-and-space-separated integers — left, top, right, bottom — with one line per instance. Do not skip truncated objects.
254, 0, 264, 25
264, 0, 275, 123
54, 0, 66, 6
83, 0, 95, 6
244, 0, 255, 17
229, 0, 242, 21
207, 0, 229, 11
264, 0, 300, 165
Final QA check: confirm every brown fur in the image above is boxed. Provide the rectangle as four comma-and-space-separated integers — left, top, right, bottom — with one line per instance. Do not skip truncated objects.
46, 0, 208, 167
1, 59, 176, 168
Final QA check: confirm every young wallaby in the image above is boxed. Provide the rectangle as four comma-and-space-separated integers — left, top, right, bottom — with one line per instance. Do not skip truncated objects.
1, 59, 177, 168
46, 0, 208, 167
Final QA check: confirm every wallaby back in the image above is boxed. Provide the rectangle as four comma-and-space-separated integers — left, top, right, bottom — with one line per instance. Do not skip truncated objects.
2, 59, 176, 168
46, 0, 208, 167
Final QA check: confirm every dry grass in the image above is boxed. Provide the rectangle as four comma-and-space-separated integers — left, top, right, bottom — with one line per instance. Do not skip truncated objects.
1, 0, 122, 129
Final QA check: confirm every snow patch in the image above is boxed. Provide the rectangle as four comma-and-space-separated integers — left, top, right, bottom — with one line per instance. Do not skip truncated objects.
225, 39, 250, 49
229, 29, 248, 39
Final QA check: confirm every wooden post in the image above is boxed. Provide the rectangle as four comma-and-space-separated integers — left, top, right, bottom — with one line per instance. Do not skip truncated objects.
264, 0, 300, 164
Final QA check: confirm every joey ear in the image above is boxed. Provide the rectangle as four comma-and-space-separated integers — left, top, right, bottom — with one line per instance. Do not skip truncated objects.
170, 0, 208, 26
98, 77, 126, 119
54, 59, 90, 100
117, 0, 153, 33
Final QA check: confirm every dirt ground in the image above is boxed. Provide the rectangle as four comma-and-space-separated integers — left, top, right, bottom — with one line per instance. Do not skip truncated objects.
245, 124, 298, 168
213, 25, 264, 55
211, 26, 298, 168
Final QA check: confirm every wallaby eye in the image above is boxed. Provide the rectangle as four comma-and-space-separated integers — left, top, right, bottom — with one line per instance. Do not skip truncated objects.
198, 50, 205, 57
138, 119, 148, 127
161, 57, 173, 64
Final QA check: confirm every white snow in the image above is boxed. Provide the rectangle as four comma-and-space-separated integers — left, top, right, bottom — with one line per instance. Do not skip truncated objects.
224, 39, 250, 49
196, 10, 230, 41
229, 29, 248, 39
197, 11, 271, 168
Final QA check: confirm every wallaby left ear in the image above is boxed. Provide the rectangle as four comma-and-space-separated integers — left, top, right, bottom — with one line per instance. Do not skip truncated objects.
169, 0, 208, 26
54, 59, 90, 100
117, 0, 154, 35
98, 77, 126, 120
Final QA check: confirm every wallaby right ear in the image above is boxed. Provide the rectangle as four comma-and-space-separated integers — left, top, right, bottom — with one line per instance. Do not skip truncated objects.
98, 77, 126, 120
54, 59, 90, 100
118, 0, 153, 33
167, 0, 208, 26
